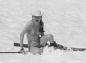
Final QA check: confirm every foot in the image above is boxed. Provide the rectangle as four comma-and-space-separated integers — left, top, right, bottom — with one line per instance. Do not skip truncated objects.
49, 41, 68, 50
49, 41, 57, 47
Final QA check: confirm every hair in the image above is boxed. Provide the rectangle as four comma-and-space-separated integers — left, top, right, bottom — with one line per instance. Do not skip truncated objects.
39, 19, 45, 36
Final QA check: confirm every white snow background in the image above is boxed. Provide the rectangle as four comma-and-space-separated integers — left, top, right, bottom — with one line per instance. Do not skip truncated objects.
0, 0, 86, 63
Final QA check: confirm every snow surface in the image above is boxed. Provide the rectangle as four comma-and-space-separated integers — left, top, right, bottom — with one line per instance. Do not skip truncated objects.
0, 0, 86, 63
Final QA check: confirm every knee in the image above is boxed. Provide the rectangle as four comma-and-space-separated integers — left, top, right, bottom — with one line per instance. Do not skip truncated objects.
47, 34, 53, 38
47, 34, 54, 40
40, 34, 54, 45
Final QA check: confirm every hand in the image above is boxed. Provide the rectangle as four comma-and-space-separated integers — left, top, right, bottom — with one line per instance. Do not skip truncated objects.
19, 48, 26, 54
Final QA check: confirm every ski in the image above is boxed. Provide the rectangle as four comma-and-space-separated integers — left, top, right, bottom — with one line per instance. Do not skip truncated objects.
14, 42, 86, 52
71, 47, 86, 51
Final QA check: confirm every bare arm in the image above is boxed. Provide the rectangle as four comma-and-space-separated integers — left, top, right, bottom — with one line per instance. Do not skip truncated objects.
20, 21, 32, 49
20, 30, 26, 49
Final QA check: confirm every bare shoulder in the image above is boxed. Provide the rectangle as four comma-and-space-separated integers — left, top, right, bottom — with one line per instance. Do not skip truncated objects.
22, 20, 33, 32
25, 20, 33, 27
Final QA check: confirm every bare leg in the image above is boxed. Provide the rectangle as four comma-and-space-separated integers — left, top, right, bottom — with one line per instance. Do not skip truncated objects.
40, 34, 54, 47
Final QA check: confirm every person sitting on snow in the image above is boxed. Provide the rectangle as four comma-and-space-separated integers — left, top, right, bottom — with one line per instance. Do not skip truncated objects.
19, 10, 58, 54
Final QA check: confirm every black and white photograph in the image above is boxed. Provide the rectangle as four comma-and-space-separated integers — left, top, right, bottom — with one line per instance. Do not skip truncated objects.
0, 0, 86, 63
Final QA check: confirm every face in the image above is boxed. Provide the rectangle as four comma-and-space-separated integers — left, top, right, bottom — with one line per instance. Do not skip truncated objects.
32, 16, 42, 22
